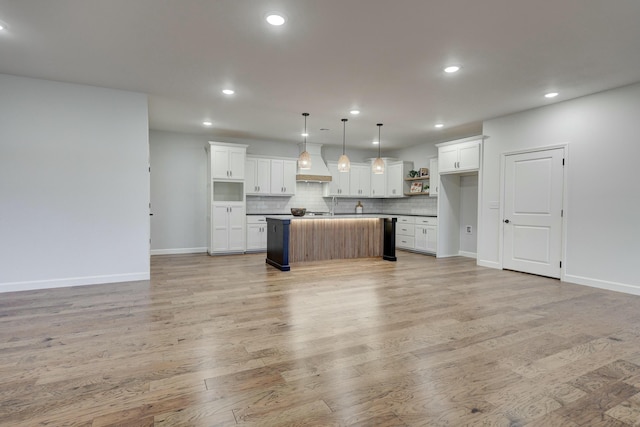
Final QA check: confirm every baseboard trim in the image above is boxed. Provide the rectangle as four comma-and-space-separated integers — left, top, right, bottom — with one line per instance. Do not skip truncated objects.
477, 260, 501, 269
563, 274, 640, 296
150, 247, 207, 255
458, 251, 477, 259
0, 272, 150, 294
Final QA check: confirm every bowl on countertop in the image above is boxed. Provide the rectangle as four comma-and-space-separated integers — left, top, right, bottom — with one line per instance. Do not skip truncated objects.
290, 208, 306, 217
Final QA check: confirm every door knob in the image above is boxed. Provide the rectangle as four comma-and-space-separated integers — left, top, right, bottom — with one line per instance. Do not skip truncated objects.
504, 219, 510, 223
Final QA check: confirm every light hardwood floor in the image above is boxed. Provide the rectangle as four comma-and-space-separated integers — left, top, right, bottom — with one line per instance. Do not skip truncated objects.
2, 252, 640, 426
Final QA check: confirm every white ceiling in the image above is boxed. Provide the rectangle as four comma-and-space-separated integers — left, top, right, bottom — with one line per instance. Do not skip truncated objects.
1, 0, 640, 150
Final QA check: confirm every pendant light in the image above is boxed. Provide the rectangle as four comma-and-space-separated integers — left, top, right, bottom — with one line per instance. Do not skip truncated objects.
372, 123, 385, 174
337, 118, 351, 172
298, 113, 311, 170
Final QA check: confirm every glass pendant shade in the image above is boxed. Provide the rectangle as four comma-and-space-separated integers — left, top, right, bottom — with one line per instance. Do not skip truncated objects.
337, 118, 350, 172
298, 113, 311, 170
372, 123, 384, 174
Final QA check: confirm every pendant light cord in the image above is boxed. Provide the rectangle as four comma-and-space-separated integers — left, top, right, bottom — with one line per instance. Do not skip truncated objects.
303, 112, 309, 150
342, 118, 347, 154
377, 123, 382, 157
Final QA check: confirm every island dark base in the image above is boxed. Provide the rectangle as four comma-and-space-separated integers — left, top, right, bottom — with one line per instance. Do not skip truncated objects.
266, 217, 396, 271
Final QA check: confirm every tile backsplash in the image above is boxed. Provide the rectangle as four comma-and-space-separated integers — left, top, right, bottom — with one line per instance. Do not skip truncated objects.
247, 182, 437, 216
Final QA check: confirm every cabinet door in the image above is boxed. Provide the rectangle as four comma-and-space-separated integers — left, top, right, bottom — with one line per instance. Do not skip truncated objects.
228, 147, 245, 179
425, 225, 437, 253
386, 162, 403, 197
211, 204, 230, 252
457, 142, 480, 171
246, 223, 262, 250
438, 145, 459, 173
245, 158, 258, 194
326, 162, 349, 196
415, 225, 428, 251
429, 158, 439, 197
270, 160, 284, 194
211, 146, 230, 179
227, 204, 245, 251
350, 165, 371, 197
281, 160, 297, 195
370, 165, 386, 198
256, 159, 271, 194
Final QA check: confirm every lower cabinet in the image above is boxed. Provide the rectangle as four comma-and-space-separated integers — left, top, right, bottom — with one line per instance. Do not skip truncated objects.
415, 217, 438, 253
396, 216, 416, 250
210, 203, 245, 254
246, 216, 267, 252
395, 216, 437, 254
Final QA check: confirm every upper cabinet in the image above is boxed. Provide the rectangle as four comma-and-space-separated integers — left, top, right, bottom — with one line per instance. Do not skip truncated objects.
209, 142, 247, 180
270, 159, 297, 196
386, 161, 413, 197
244, 156, 297, 196
350, 164, 371, 197
245, 157, 271, 195
325, 162, 350, 196
429, 158, 439, 197
370, 162, 386, 198
437, 139, 481, 174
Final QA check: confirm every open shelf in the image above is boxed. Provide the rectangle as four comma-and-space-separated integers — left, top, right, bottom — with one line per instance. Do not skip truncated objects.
404, 192, 430, 196
404, 176, 430, 181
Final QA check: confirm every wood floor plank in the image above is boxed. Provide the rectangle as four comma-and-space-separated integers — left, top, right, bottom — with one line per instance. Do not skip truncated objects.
2, 252, 640, 425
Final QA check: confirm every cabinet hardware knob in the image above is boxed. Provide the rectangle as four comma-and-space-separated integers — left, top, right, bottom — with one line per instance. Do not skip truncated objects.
504, 219, 510, 224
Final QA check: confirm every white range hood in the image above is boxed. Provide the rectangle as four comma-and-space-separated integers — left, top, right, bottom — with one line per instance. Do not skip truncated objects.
296, 142, 332, 182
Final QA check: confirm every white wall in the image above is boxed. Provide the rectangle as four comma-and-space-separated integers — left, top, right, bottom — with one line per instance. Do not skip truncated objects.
459, 174, 478, 256
0, 74, 150, 292
150, 131, 208, 254
480, 82, 640, 293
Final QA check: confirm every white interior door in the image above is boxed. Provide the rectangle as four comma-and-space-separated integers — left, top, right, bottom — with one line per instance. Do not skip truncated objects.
503, 148, 564, 278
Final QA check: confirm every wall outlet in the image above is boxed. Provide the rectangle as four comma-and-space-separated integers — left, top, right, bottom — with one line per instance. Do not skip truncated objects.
465, 225, 473, 234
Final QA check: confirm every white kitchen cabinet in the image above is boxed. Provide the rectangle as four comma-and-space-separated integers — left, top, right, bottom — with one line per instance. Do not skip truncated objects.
396, 216, 415, 250
245, 157, 271, 195
370, 163, 386, 198
429, 158, 439, 197
209, 142, 247, 180
437, 139, 480, 174
325, 162, 350, 196
210, 202, 245, 254
415, 217, 438, 254
386, 161, 412, 197
246, 215, 267, 252
349, 164, 371, 197
270, 159, 297, 195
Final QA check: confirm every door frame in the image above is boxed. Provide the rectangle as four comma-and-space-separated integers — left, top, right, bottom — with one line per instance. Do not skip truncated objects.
498, 143, 569, 281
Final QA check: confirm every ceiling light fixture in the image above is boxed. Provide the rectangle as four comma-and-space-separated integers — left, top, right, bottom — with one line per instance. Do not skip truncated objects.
222, 89, 235, 95
202, 121, 213, 126
435, 123, 444, 128
337, 118, 351, 173
350, 110, 360, 115
545, 92, 559, 98
372, 123, 385, 174
298, 113, 311, 170
444, 65, 461, 73
266, 14, 286, 26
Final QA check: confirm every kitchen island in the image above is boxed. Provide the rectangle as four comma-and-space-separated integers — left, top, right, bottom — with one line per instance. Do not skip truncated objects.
265, 215, 397, 271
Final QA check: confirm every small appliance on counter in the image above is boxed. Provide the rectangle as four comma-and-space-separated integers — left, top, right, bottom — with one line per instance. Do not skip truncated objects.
355, 201, 363, 214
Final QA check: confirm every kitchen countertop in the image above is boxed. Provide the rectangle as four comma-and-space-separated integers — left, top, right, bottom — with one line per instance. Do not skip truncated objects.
249, 213, 437, 218
265, 214, 395, 220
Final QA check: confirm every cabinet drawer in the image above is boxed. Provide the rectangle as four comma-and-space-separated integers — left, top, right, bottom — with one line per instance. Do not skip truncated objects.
397, 216, 415, 224
396, 235, 415, 249
416, 217, 438, 226
396, 223, 415, 236
246, 215, 267, 224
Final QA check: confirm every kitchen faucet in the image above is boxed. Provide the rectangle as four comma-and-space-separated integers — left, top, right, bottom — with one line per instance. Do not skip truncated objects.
330, 196, 337, 215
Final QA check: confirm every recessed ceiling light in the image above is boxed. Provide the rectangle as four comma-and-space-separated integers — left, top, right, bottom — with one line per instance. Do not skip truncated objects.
202, 121, 213, 126
301, 132, 309, 137
444, 65, 461, 73
222, 89, 235, 95
435, 123, 444, 128
544, 92, 559, 98
350, 110, 360, 115
0, 24, 4, 31
372, 140, 379, 145
266, 14, 286, 26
